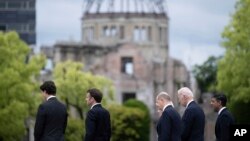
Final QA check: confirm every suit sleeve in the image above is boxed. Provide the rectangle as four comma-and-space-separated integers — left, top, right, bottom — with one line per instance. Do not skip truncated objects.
181, 109, 193, 140
34, 104, 46, 141
84, 110, 96, 141
158, 111, 171, 141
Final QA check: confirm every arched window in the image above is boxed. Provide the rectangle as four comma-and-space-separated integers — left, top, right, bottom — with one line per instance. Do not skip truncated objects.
133, 26, 140, 41
111, 26, 117, 36
103, 26, 110, 37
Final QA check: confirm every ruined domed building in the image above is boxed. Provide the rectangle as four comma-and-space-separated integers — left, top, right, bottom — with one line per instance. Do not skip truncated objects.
42, 0, 189, 115
81, 0, 190, 107
41, 0, 190, 138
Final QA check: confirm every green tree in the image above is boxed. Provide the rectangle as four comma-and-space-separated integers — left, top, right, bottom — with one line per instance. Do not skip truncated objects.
192, 56, 221, 94
217, 0, 250, 123
53, 60, 114, 120
108, 104, 146, 141
65, 117, 84, 141
0, 32, 45, 140
124, 99, 150, 141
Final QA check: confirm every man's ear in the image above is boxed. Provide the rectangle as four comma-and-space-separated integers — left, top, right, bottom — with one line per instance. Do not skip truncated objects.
218, 100, 222, 106
183, 94, 187, 100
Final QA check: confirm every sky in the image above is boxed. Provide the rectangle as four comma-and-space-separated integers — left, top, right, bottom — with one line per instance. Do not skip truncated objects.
37, 0, 236, 70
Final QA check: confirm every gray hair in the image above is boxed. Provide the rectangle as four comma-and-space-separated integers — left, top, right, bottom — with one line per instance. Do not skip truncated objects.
177, 87, 194, 97
157, 91, 171, 101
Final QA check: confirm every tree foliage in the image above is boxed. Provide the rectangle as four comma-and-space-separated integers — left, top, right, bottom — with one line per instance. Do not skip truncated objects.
217, 0, 250, 123
123, 99, 150, 141
53, 60, 114, 120
0, 32, 45, 140
192, 56, 221, 94
230, 100, 250, 123
65, 117, 84, 141
108, 104, 146, 141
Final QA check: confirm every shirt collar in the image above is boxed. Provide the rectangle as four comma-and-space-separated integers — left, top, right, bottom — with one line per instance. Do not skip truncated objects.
47, 95, 56, 101
91, 103, 101, 109
218, 107, 226, 115
186, 100, 194, 108
163, 102, 173, 111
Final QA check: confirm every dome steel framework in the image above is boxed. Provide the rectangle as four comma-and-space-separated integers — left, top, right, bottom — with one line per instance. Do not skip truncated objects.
83, 0, 167, 14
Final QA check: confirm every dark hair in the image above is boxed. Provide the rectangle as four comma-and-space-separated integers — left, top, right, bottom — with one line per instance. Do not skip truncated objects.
87, 88, 103, 103
213, 93, 227, 106
40, 81, 56, 95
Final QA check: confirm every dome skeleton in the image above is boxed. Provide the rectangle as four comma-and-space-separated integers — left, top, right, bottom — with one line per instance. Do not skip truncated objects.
83, 0, 167, 14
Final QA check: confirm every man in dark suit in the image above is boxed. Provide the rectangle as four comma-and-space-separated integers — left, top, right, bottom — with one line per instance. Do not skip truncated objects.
84, 88, 111, 141
156, 92, 182, 141
34, 81, 68, 141
211, 93, 235, 141
177, 87, 205, 141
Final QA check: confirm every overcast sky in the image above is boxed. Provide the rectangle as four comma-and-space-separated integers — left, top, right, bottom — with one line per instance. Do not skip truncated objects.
37, 0, 236, 69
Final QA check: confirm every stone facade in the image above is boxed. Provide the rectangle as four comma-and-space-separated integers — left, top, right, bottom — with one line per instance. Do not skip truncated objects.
41, 0, 190, 113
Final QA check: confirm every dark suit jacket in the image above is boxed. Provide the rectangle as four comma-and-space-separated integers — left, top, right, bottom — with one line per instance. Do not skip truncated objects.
215, 108, 235, 141
181, 101, 205, 141
34, 97, 68, 141
84, 104, 111, 141
157, 105, 182, 141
